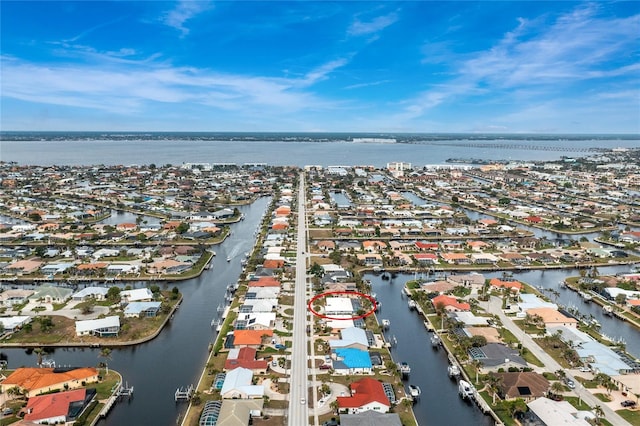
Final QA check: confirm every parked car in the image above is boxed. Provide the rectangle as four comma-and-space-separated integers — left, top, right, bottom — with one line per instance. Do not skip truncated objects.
564, 379, 576, 389
621, 400, 636, 408
578, 366, 590, 373
274, 344, 286, 350
319, 364, 331, 370
2, 408, 13, 416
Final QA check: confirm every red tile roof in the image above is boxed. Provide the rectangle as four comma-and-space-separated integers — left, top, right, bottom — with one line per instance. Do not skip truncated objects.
224, 347, 268, 371
24, 388, 86, 422
431, 294, 471, 311
337, 378, 390, 409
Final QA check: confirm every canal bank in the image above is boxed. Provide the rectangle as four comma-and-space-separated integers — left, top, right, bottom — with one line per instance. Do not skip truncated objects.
367, 272, 494, 426
0, 197, 272, 426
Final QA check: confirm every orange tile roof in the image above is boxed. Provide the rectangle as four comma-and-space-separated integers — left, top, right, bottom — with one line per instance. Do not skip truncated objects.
489, 278, 523, 291
2, 367, 98, 392
233, 330, 273, 346
77, 262, 108, 270
250, 277, 281, 287
432, 294, 471, 311
263, 260, 284, 269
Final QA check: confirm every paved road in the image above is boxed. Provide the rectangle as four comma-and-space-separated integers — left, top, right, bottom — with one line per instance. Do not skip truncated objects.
482, 295, 631, 426
288, 172, 310, 426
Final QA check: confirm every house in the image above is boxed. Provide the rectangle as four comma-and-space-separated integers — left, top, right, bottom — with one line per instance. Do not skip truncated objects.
224, 347, 268, 373
24, 388, 96, 424
220, 367, 264, 399
232, 330, 273, 348
526, 397, 593, 426
0, 367, 99, 397
527, 308, 577, 328
71, 286, 109, 301
75, 316, 120, 337
5, 258, 43, 274
431, 294, 470, 312
120, 288, 154, 302
29, 286, 73, 304
0, 289, 34, 307
492, 372, 550, 401
337, 378, 390, 414
325, 297, 356, 316
328, 327, 369, 351
123, 301, 162, 318
0, 316, 32, 332
332, 348, 372, 375
489, 278, 523, 293
213, 399, 264, 426
470, 343, 527, 372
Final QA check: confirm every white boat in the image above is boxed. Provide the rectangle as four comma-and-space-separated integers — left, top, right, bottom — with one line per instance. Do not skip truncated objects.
226, 256, 231, 262
602, 305, 613, 315
458, 380, 474, 399
408, 384, 421, 398
398, 362, 411, 377
448, 364, 461, 378
381, 319, 391, 329
430, 333, 441, 348
408, 300, 417, 310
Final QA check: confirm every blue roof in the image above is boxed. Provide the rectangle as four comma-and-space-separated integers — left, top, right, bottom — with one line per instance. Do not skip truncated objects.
124, 301, 161, 315
335, 348, 372, 369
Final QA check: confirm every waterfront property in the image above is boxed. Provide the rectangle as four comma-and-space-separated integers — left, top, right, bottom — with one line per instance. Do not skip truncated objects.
75, 316, 121, 337
23, 388, 96, 424
0, 367, 99, 397
336, 378, 391, 414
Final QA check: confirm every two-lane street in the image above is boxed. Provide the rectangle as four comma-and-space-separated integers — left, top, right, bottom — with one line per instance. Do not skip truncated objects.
288, 172, 310, 426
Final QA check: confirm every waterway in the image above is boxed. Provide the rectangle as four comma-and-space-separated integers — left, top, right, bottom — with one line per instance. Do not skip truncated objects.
0, 196, 271, 426
366, 273, 494, 426
369, 263, 640, 425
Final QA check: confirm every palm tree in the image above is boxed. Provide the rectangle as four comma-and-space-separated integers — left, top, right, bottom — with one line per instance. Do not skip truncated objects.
593, 405, 604, 424
99, 348, 113, 375
550, 381, 564, 398
486, 374, 503, 405
471, 359, 483, 384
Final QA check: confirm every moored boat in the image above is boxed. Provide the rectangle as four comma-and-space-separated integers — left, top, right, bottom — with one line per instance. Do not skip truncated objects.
458, 380, 474, 399
408, 384, 421, 398
430, 333, 441, 348
448, 364, 461, 378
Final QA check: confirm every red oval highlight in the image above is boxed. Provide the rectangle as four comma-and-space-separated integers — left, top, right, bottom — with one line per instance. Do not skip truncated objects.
307, 291, 378, 321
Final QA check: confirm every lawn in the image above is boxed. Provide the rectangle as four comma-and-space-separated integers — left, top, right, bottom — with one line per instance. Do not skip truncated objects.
616, 408, 640, 425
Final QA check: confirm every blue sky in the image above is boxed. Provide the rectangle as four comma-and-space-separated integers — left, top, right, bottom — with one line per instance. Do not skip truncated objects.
1, 1, 639, 133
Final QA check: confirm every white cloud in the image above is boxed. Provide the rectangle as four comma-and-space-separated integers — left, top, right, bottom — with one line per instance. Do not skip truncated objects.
162, 0, 212, 36
0, 55, 343, 116
348, 12, 398, 36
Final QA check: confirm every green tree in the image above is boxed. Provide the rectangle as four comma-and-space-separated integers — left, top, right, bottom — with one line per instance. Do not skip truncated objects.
176, 222, 190, 234
107, 287, 121, 302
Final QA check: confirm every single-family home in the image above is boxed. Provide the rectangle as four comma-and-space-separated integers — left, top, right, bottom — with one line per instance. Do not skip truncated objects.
337, 378, 390, 414
75, 316, 120, 337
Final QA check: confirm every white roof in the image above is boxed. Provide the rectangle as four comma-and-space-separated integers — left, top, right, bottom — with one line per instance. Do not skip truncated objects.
527, 397, 591, 425
329, 326, 368, 348
0, 316, 30, 330
121, 288, 154, 301
124, 301, 162, 315
221, 367, 264, 398
72, 286, 109, 298
325, 297, 354, 314
75, 316, 120, 333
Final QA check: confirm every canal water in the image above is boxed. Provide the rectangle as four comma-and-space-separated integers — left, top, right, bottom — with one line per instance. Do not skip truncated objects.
367, 273, 494, 426
369, 264, 640, 425
0, 196, 271, 426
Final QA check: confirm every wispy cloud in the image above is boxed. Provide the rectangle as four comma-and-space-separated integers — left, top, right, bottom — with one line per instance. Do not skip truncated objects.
344, 80, 391, 90
348, 11, 398, 36
0, 54, 344, 116
403, 3, 640, 128
162, 0, 212, 36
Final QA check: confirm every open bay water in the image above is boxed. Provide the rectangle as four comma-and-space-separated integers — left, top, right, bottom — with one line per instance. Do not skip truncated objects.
1, 137, 638, 167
